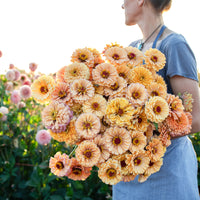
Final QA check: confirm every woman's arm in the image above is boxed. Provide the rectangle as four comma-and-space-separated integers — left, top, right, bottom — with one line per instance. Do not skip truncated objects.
170, 75, 200, 135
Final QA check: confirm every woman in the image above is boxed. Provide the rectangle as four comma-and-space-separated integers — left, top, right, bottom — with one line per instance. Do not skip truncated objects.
113, 0, 200, 199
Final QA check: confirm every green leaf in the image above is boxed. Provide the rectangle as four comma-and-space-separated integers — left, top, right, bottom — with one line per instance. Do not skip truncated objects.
0, 173, 10, 183
50, 195, 64, 200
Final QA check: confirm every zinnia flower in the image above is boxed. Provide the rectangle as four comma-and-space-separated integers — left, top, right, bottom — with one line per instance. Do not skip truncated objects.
67, 157, 92, 181
19, 85, 32, 99
147, 82, 167, 99
103, 42, 123, 54
124, 46, 144, 67
29, 62, 38, 72
126, 83, 149, 107
145, 96, 169, 123
82, 94, 107, 119
42, 101, 73, 133
51, 82, 73, 106
104, 126, 131, 155
126, 150, 150, 175
181, 91, 193, 112
129, 131, 147, 153
75, 140, 101, 167
20, 74, 28, 82
92, 63, 118, 87
11, 90, 21, 104
64, 63, 90, 83
5, 82, 13, 92
13, 69, 21, 81
70, 79, 94, 103
122, 173, 137, 182
6, 70, 15, 81
71, 47, 94, 68
17, 101, 26, 109
115, 64, 130, 82
127, 66, 153, 87
9, 64, 15, 69
56, 66, 67, 83
154, 74, 167, 89
31, 75, 55, 103
49, 152, 71, 177
0, 106, 8, 121
144, 48, 166, 71
106, 97, 137, 127
75, 113, 101, 139
138, 173, 151, 183
98, 158, 122, 185
146, 138, 165, 162
104, 46, 128, 65
145, 158, 163, 175
158, 123, 171, 147
36, 129, 51, 145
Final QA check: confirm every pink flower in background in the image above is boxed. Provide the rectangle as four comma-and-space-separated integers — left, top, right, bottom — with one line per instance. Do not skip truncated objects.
20, 85, 32, 99
23, 79, 31, 86
0, 50, 2, 58
9, 64, 15, 69
5, 82, 14, 92
6, 70, 15, 81
20, 74, 28, 82
11, 90, 21, 104
13, 69, 21, 81
17, 101, 26, 108
0, 106, 8, 121
36, 130, 51, 145
29, 63, 38, 72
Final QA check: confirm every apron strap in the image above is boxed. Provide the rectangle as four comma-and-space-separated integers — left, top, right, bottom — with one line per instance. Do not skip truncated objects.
152, 25, 166, 48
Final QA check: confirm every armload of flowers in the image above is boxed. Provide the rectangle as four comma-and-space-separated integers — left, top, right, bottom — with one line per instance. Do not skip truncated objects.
30, 43, 193, 185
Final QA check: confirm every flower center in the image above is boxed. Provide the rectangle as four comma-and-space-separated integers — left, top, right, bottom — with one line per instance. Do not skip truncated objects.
128, 52, 136, 60
92, 102, 100, 110
132, 138, 140, 146
119, 72, 126, 78
153, 105, 162, 114
151, 91, 159, 96
120, 160, 127, 168
84, 149, 92, 159
101, 70, 110, 78
52, 111, 58, 121
111, 82, 119, 91
171, 102, 177, 110
134, 157, 142, 166
56, 161, 64, 170
132, 91, 140, 99
152, 147, 158, 154
79, 53, 87, 62
151, 55, 158, 63
58, 90, 67, 99
138, 117, 142, 123
118, 108, 124, 116
72, 166, 82, 175
78, 86, 86, 95
113, 136, 122, 145
106, 168, 116, 178
112, 53, 120, 60
140, 76, 145, 81
83, 121, 92, 130
40, 86, 49, 94
149, 161, 154, 167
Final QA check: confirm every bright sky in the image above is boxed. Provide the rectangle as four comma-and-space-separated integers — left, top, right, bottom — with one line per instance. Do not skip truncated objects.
0, 0, 200, 75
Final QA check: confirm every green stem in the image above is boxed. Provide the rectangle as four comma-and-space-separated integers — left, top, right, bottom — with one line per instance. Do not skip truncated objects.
69, 145, 78, 158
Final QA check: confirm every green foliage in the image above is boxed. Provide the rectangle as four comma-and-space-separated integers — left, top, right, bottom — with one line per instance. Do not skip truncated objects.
0, 74, 111, 200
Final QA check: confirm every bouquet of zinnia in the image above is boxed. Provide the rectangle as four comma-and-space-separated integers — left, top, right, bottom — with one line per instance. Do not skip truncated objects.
31, 43, 193, 185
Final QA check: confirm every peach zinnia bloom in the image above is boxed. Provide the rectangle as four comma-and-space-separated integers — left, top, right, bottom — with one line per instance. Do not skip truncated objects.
92, 63, 118, 87
67, 157, 92, 181
98, 158, 122, 185
56, 66, 67, 83
71, 47, 94, 68
124, 46, 144, 67
126, 150, 150, 175
144, 48, 166, 71
115, 64, 130, 82
42, 101, 73, 133
104, 126, 131, 155
122, 173, 137, 182
70, 79, 94, 103
158, 123, 171, 147
103, 42, 123, 54
146, 138, 165, 162
138, 173, 151, 183
129, 131, 147, 154
104, 77, 127, 99
104, 46, 128, 65
154, 74, 167, 89
145, 158, 163, 176
49, 152, 71, 177
82, 94, 107, 119
147, 82, 167, 99
75, 113, 101, 139
51, 82, 72, 106
181, 91, 194, 112
75, 140, 101, 167
93, 134, 110, 163
127, 66, 153, 87
64, 63, 90, 83
145, 96, 169, 123
106, 97, 137, 127
126, 83, 149, 107
31, 75, 55, 103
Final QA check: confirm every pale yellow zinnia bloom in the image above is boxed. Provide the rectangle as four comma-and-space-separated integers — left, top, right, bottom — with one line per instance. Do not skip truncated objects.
147, 82, 167, 99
